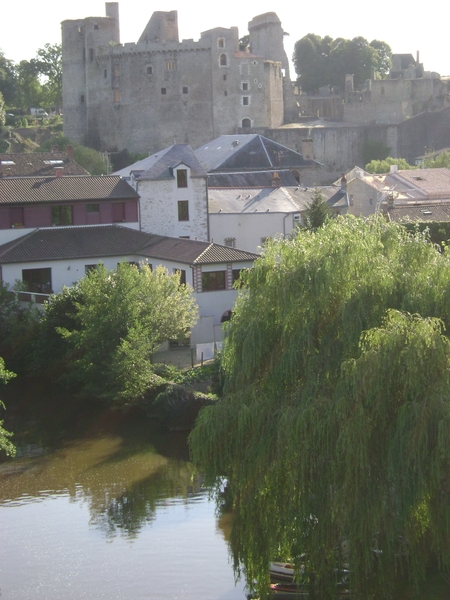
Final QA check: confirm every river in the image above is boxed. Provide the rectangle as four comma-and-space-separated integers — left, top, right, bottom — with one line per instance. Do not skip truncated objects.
0, 382, 248, 599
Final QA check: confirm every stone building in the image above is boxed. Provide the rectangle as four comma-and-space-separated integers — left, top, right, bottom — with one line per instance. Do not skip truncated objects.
62, 3, 296, 154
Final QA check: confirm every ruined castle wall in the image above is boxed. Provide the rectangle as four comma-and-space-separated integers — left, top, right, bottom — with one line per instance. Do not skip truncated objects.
344, 78, 448, 125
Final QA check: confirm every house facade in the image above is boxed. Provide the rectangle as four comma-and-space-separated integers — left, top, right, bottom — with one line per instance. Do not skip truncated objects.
0, 175, 139, 244
0, 225, 257, 345
114, 144, 209, 240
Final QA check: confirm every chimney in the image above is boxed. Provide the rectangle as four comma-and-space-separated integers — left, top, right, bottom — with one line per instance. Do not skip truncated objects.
302, 138, 313, 160
54, 167, 64, 177
390, 164, 398, 174
272, 172, 281, 187
340, 174, 347, 191
66, 145, 74, 160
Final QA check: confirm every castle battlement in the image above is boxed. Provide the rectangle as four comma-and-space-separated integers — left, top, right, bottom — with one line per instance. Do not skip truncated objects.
62, 3, 295, 153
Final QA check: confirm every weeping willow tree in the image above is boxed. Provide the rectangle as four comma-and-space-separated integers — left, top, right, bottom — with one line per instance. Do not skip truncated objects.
189, 215, 450, 598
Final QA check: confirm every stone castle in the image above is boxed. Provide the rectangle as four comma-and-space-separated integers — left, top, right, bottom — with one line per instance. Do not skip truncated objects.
62, 3, 297, 153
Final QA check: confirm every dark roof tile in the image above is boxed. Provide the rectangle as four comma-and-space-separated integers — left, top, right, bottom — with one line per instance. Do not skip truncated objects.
0, 176, 139, 205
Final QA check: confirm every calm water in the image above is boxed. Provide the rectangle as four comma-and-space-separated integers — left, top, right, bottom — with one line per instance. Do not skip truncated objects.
0, 386, 247, 600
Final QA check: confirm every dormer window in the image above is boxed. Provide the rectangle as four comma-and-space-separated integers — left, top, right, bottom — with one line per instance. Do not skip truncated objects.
177, 169, 188, 188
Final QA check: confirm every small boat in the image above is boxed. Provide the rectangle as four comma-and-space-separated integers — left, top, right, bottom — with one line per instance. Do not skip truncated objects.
269, 582, 309, 597
269, 562, 296, 582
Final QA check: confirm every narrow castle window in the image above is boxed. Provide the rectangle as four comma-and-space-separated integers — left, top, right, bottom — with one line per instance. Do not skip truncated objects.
242, 82, 249, 91
89, 48, 94, 61
114, 64, 120, 77
218, 38, 225, 48
165, 60, 177, 71
146, 65, 153, 75
242, 118, 251, 128
242, 96, 249, 106
182, 86, 188, 94
220, 54, 227, 67
161, 87, 167, 95
80, 94, 85, 103
224, 90, 228, 96
94, 24, 99, 30
104, 69, 107, 78
114, 89, 120, 103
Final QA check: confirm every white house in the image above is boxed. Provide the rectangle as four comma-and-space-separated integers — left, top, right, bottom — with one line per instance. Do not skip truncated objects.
208, 185, 348, 253
0, 225, 257, 345
114, 144, 209, 241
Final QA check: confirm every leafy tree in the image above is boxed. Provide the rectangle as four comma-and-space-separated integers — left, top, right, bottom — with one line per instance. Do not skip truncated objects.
423, 150, 450, 169
190, 216, 450, 598
293, 34, 392, 92
55, 263, 198, 406
0, 49, 17, 106
361, 139, 390, 166
365, 156, 414, 173
15, 60, 42, 112
32, 43, 62, 113
0, 358, 16, 457
38, 135, 107, 174
303, 188, 331, 230
73, 145, 107, 175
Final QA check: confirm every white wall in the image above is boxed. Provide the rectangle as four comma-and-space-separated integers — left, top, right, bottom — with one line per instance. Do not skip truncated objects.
138, 166, 209, 240
1, 255, 254, 345
209, 212, 298, 253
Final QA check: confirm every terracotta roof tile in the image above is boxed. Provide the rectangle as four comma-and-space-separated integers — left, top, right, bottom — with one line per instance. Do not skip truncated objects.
0, 152, 88, 177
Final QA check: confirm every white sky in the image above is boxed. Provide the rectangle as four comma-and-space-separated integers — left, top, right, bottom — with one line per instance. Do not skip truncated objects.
1, 2, 449, 77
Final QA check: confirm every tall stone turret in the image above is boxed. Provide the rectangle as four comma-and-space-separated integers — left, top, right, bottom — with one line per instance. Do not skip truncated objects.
248, 13, 297, 122
62, 2, 120, 146
138, 11, 179, 44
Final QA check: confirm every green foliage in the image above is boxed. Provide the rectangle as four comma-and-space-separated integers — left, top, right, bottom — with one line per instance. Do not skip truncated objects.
190, 216, 450, 598
109, 148, 147, 172
365, 156, 414, 173
52, 263, 198, 406
32, 44, 62, 112
15, 60, 42, 111
423, 151, 450, 169
0, 357, 16, 457
73, 145, 106, 175
0, 49, 17, 106
302, 188, 331, 230
293, 35, 392, 92
361, 139, 390, 166
38, 135, 106, 174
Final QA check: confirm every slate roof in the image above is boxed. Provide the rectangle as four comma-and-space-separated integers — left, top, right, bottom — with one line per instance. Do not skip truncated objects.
208, 170, 299, 187
195, 134, 321, 172
0, 152, 88, 177
113, 144, 208, 181
387, 204, 450, 223
0, 225, 258, 265
0, 176, 139, 205
208, 185, 347, 214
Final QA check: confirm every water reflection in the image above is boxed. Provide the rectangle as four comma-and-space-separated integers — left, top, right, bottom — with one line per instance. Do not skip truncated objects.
0, 385, 246, 599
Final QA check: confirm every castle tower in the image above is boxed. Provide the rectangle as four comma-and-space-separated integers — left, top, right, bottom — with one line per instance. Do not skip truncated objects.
248, 13, 297, 123
62, 2, 120, 145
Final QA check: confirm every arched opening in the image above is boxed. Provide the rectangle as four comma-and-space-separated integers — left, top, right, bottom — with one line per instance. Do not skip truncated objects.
242, 118, 251, 128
